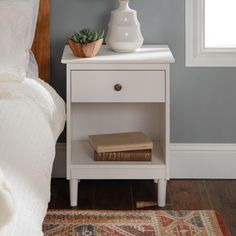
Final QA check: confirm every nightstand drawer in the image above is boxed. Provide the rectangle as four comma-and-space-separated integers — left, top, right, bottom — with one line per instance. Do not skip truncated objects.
71, 71, 165, 102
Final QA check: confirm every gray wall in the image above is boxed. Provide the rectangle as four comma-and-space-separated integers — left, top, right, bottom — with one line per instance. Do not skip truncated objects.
51, 0, 236, 143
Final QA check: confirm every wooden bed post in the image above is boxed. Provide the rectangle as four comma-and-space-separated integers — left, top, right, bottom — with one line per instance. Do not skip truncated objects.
32, 0, 50, 83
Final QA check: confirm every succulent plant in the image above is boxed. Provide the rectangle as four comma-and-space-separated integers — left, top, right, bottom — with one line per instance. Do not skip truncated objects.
71, 28, 104, 44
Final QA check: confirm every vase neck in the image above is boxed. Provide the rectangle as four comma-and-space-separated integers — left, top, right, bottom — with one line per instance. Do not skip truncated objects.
118, 0, 130, 11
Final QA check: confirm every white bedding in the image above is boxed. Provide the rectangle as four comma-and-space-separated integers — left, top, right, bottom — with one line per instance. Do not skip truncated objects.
0, 168, 14, 229
0, 78, 66, 235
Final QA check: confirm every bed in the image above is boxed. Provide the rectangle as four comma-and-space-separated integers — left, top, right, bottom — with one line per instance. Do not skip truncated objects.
0, 1, 66, 235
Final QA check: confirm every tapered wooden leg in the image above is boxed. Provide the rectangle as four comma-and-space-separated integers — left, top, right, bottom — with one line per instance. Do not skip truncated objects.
158, 179, 167, 207
70, 179, 79, 207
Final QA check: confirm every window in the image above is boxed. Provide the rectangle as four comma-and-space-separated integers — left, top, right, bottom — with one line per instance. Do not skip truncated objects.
186, 0, 236, 67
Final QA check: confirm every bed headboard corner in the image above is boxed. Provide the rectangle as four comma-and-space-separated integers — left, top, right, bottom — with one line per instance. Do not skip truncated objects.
31, 0, 50, 83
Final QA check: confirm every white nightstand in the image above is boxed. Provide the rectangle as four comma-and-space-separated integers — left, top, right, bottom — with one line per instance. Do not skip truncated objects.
61, 45, 175, 207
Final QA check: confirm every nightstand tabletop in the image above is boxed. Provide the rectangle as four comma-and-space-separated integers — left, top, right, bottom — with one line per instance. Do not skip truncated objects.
61, 45, 175, 64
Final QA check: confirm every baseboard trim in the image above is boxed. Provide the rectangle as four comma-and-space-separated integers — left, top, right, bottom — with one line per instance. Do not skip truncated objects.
170, 143, 236, 179
53, 143, 236, 179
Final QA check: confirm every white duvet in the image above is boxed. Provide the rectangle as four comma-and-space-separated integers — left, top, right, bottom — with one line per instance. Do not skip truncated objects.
0, 78, 66, 235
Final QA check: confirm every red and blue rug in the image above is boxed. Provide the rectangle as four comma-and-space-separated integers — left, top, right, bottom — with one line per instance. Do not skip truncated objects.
43, 210, 231, 236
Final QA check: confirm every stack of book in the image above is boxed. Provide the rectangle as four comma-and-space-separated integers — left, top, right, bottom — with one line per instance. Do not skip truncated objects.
88, 132, 153, 161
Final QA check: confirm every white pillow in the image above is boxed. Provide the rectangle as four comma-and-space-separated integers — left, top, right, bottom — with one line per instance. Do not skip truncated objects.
27, 52, 39, 79
27, 0, 40, 78
0, 1, 34, 81
28, 0, 40, 47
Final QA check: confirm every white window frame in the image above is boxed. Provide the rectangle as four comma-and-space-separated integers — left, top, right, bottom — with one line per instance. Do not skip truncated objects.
186, 0, 236, 67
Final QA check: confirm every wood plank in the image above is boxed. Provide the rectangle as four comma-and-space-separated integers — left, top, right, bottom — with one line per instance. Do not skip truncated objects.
132, 180, 172, 210
93, 180, 132, 210
48, 179, 57, 209
167, 180, 211, 210
77, 180, 94, 210
132, 180, 159, 210
48, 179, 94, 210
51, 179, 70, 209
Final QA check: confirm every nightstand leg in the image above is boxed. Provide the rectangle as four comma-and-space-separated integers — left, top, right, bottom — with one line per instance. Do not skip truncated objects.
70, 179, 79, 207
158, 179, 167, 207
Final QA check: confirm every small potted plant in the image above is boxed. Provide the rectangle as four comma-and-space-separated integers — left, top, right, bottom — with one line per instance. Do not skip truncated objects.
68, 28, 104, 58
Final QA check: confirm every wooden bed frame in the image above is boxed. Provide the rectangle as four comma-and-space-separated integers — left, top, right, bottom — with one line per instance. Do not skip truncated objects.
32, 0, 50, 83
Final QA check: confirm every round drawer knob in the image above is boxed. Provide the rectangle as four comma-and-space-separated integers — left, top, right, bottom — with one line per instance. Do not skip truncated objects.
114, 84, 122, 91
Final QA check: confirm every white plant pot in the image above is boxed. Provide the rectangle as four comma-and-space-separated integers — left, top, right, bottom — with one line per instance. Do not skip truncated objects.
106, 0, 144, 52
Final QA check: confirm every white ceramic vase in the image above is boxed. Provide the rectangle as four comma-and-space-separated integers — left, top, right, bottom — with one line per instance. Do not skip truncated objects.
106, 0, 144, 52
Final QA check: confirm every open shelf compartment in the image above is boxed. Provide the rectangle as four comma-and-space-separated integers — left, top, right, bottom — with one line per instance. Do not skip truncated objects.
70, 141, 166, 179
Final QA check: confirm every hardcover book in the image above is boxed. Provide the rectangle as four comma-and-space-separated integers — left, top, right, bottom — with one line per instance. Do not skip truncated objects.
88, 132, 153, 153
94, 149, 152, 161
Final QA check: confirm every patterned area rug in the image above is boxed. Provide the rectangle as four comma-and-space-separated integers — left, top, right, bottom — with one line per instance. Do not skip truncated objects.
43, 210, 231, 236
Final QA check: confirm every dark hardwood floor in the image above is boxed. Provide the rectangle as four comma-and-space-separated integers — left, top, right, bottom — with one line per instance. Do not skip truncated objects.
49, 179, 236, 235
